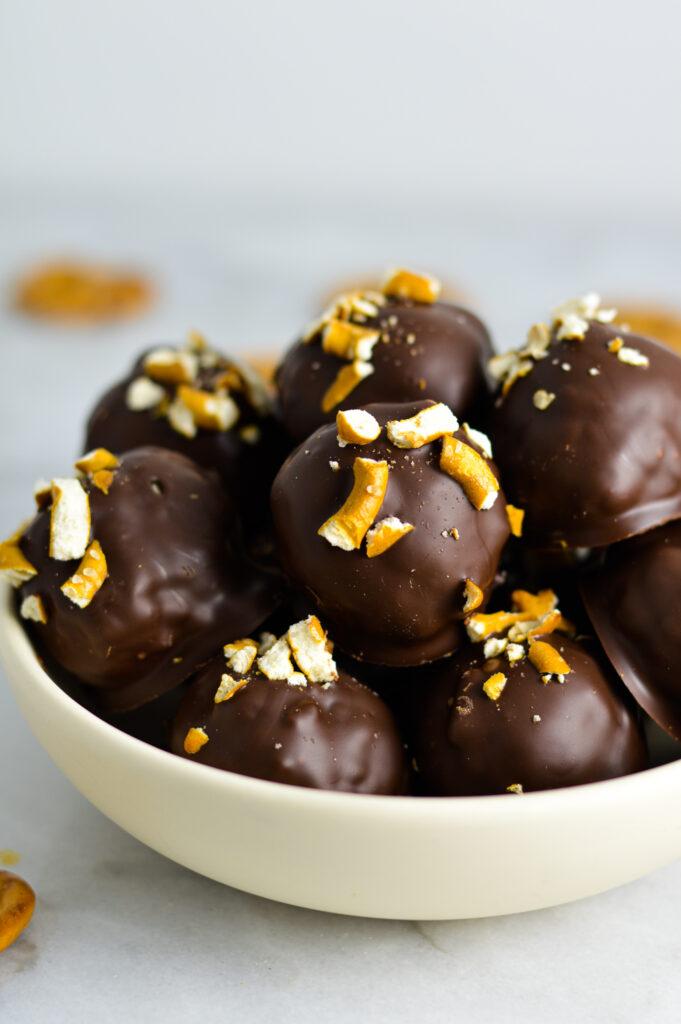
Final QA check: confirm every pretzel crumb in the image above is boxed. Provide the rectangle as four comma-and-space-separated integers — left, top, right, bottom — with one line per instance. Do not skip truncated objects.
386, 403, 458, 449
223, 638, 258, 675
184, 727, 209, 754
506, 784, 524, 794
91, 470, 115, 494
144, 347, 198, 385
176, 384, 240, 431
214, 674, 248, 703
125, 375, 166, 411
463, 579, 484, 613
322, 320, 380, 362
506, 504, 525, 537
462, 423, 493, 458
382, 268, 441, 304
528, 640, 572, 679
0, 527, 37, 587
166, 395, 197, 438
20, 594, 47, 623
440, 436, 499, 510
336, 409, 381, 446
365, 516, 414, 557
483, 672, 507, 701
321, 360, 374, 412
287, 615, 338, 683
533, 389, 555, 411
0, 870, 36, 952
483, 636, 507, 658
75, 449, 119, 475
60, 540, 108, 608
49, 478, 90, 561
318, 457, 388, 550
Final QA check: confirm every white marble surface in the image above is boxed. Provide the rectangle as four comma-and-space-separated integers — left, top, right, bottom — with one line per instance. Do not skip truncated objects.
2, 190, 681, 1022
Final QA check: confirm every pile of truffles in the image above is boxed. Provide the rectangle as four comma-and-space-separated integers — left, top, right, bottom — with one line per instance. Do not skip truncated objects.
4, 269, 681, 796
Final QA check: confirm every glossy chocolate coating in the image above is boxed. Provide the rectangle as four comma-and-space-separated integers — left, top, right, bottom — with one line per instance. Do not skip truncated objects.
276, 299, 493, 444
271, 401, 510, 666
412, 634, 647, 795
19, 447, 280, 712
490, 322, 681, 549
84, 347, 287, 531
582, 521, 681, 742
170, 658, 408, 794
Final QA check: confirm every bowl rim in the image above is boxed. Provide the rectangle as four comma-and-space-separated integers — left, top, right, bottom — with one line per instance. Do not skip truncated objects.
3, 580, 681, 822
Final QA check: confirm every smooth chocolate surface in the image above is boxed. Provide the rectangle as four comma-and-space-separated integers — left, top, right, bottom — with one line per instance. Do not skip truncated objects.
582, 520, 681, 742
271, 401, 510, 666
171, 658, 408, 794
412, 634, 647, 795
490, 321, 681, 549
277, 298, 492, 444
85, 346, 286, 531
19, 447, 280, 711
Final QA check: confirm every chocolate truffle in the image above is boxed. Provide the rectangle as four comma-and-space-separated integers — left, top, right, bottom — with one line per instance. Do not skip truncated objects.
170, 616, 408, 794
582, 520, 681, 742
489, 294, 681, 549
411, 593, 647, 795
84, 332, 285, 533
7, 446, 280, 712
271, 400, 511, 665
276, 268, 493, 444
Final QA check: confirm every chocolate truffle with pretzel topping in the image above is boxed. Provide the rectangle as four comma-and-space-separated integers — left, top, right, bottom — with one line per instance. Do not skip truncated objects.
8, 446, 280, 712
170, 616, 408, 794
276, 268, 493, 444
488, 294, 681, 550
84, 333, 285, 533
411, 591, 647, 795
582, 519, 681, 743
270, 400, 510, 666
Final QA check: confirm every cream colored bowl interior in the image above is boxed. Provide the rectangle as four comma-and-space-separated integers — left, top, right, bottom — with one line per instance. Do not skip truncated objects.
3, 583, 681, 920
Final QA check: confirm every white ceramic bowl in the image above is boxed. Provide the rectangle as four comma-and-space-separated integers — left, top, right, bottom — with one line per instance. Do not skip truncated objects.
3, 583, 681, 921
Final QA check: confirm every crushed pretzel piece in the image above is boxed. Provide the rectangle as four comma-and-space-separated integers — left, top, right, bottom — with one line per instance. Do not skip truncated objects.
184, 727, 209, 754
463, 579, 484, 614
75, 449, 119, 475
506, 784, 524, 794
144, 347, 198, 385
223, 638, 258, 675
287, 615, 338, 683
617, 346, 649, 368
552, 294, 616, 340
382, 268, 441, 304
483, 636, 507, 659
0, 526, 37, 587
322, 320, 380, 362
20, 594, 47, 624
511, 589, 557, 617
506, 504, 524, 537
318, 457, 388, 550
60, 540, 107, 608
176, 384, 240, 432
522, 323, 552, 360
533, 389, 556, 410
365, 516, 414, 557
528, 640, 572, 678
608, 337, 623, 353
167, 395, 197, 438
386, 403, 459, 449
214, 673, 248, 703
257, 632, 277, 656
91, 470, 115, 494
321, 360, 374, 413
466, 610, 520, 641
440, 437, 499, 510
125, 375, 166, 411
257, 636, 298, 682
462, 423, 492, 458
49, 478, 90, 561
505, 643, 525, 665
337, 409, 381, 446
0, 870, 36, 953
483, 672, 507, 701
